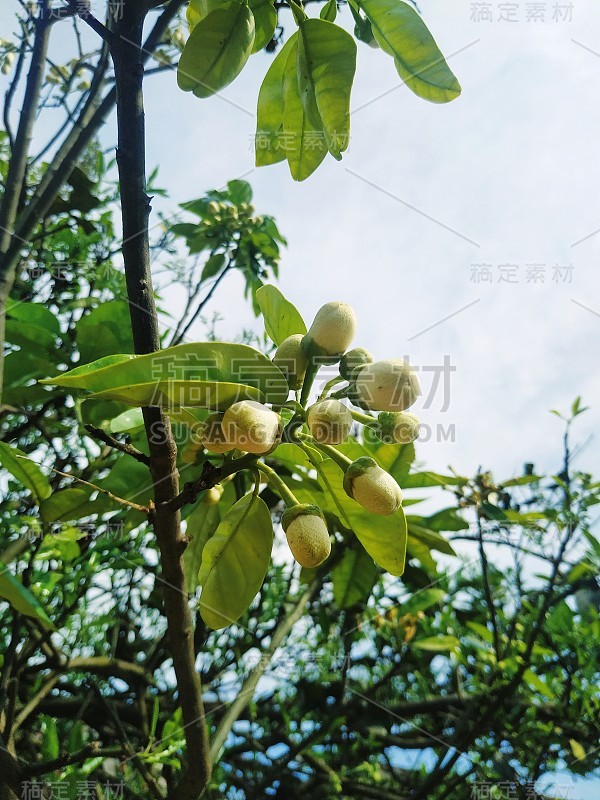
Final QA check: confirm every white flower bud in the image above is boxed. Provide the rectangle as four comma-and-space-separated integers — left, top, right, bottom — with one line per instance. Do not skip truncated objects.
222, 401, 281, 455
306, 399, 352, 445
273, 334, 308, 391
302, 301, 357, 363
282, 504, 331, 567
201, 413, 235, 454
353, 359, 420, 412
343, 457, 403, 516
375, 412, 421, 444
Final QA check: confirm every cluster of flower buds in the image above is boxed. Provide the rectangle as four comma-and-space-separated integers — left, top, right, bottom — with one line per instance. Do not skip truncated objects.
193, 298, 424, 570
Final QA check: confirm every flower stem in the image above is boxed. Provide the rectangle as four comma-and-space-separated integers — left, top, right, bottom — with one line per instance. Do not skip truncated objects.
317, 375, 345, 402
258, 462, 299, 508
299, 358, 320, 408
350, 409, 377, 426
294, 432, 352, 471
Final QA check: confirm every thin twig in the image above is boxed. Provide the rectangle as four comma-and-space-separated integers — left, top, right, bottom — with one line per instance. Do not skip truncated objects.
45, 463, 149, 513
85, 424, 151, 466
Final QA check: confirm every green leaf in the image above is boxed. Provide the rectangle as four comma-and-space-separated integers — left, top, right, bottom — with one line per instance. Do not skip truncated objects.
40, 488, 94, 524
0, 441, 51, 505
398, 588, 445, 616
317, 459, 407, 576
5, 318, 58, 353
6, 299, 60, 336
271, 442, 314, 472
76, 300, 134, 364
41, 716, 60, 761
183, 502, 222, 593
186, 0, 223, 31
298, 19, 356, 159
198, 494, 273, 629
41, 342, 289, 406
569, 739, 586, 761
480, 502, 508, 522
403, 471, 468, 488
109, 407, 145, 434
407, 523, 456, 556
256, 34, 298, 167
227, 179, 253, 204
282, 37, 328, 181
332, 546, 379, 608
320, 0, 337, 22
87, 379, 265, 411
255, 284, 307, 345
178, 3, 255, 98
500, 475, 542, 487
413, 635, 459, 652
523, 668, 555, 700
358, 0, 461, 103
201, 253, 226, 280
424, 508, 469, 532
250, 0, 277, 53
171, 222, 200, 238
0, 561, 55, 630
67, 720, 85, 754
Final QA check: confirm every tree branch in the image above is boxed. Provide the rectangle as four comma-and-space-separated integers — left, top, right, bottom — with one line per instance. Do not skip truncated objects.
64, 1, 112, 42
24, 743, 125, 776
84, 423, 151, 466
0, 6, 51, 402
109, 3, 211, 797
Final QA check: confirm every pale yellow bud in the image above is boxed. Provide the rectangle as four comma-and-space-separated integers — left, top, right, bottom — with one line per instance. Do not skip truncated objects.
222, 401, 281, 455
344, 457, 403, 516
202, 413, 235, 454
273, 334, 308, 391
353, 359, 420, 412
282, 505, 330, 567
306, 399, 352, 445
302, 301, 357, 363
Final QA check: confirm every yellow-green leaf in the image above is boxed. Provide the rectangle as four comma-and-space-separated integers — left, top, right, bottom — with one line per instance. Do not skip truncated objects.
0, 441, 51, 505
413, 635, 460, 652
569, 739, 586, 761
250, 0, 277, 53
282, 37, 328, 181
256, 33, 298, 167
256, 284, 306, 345
298, 19, 356, 158
178, 3, 255, 98
199, 494, 273, 629
41, 342, 289, 406
358, 0, 461, 103
0, 561, 55, 630
87, 379, 264, 411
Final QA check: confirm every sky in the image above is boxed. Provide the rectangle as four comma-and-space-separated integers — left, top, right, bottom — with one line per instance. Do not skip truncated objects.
141, 0, 600, 485
1, 2, 599, 795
